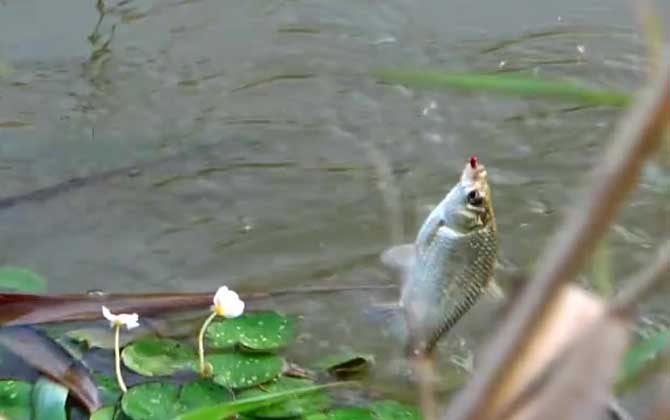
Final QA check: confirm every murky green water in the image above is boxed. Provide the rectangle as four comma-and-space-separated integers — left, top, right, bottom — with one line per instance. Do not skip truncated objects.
1, 0, 669, 414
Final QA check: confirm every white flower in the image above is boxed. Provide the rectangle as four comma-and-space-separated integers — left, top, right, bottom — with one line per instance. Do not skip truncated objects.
212, 286, 245, 318
102, 306, 140, 330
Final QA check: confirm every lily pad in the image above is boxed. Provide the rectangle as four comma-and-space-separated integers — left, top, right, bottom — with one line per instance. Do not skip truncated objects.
238, 377, 332, 418
179, 379, 233, 409
121, 380, 240, 420
32, 378, 69, 420
0, 266, 47, 293
122, 338, 196, 376
369, 400, 421, 420
176, 382, 342, 420
314, 353, 375, 377
0, 380, 33, 420
206, 352, 285, 389
206, 312, 296, 351
121, 382, 183, 420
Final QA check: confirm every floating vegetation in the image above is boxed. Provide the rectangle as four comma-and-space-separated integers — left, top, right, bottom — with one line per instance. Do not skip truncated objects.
121, 338, 196, 377
0, 285, 422, 419
206, 311, 296, 352
375, 69, 632, 106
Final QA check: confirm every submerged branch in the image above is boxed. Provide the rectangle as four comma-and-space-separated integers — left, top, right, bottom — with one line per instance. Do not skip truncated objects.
444, 47, 670, 420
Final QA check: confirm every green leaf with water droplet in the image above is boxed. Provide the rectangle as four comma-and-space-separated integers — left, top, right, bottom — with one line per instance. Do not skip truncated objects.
122, 338, 196, 376
121, 382, 183, 420
205, 352, 284, 389
369, 400, 422, 420
121, 380, 241, 420
206, 312, 296, 352
0, 380, 33, 420
314, 352, 375, 377
0, 266, 47, 293
178, 379, 233, 409
237, 377, 332, 418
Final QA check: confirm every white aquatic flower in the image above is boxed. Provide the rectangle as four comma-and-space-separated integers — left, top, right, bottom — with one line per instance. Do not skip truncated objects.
212, 286, 245, 318
101, 306, 140, 330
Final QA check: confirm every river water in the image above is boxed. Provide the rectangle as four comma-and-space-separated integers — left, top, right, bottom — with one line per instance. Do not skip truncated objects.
1, 0, 668, 414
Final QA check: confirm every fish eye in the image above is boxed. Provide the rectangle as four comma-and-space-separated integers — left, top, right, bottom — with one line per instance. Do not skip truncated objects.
467, 190, 483, 206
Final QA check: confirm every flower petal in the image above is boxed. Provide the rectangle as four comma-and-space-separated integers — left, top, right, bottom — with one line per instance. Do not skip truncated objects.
223, 298, 245, 319
101, 305, 114, 321
101, 306, 140, 329
211, 285, 245, 318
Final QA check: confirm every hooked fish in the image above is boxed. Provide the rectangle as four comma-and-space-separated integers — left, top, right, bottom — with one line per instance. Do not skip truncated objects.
378, 156, 499, 357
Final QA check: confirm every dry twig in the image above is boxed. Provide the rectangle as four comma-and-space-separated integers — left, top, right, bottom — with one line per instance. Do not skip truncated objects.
444, 47, 670, 420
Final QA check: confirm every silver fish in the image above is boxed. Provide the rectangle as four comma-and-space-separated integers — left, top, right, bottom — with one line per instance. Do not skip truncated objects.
379, 156, 499, 356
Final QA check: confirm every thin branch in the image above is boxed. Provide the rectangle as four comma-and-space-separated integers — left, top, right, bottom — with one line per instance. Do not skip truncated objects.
444, 47, 670, 420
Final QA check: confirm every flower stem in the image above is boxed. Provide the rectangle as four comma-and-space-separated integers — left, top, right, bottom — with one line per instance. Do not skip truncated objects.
198, 312, 218, 376
114, 324, 127, 393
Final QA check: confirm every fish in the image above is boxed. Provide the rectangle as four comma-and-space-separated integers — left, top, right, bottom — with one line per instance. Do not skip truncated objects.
376, 156, 499, 357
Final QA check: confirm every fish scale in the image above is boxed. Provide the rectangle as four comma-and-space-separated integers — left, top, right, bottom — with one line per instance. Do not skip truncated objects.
376, 156, 499, 357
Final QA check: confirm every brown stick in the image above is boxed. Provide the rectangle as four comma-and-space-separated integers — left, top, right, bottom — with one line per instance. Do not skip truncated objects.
444, 47, 670, 420
0, 284, 395, 326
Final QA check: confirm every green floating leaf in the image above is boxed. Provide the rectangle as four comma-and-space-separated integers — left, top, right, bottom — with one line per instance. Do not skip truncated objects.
616, 329, 670, 393
0, 266, 47, 293
206, 352, 284, 389
178, 379, 233, 410
122, 383, 182, 420
375, 69, 631, 107
238, 377, 332, 418
90, 406, 115, 420
314, 352, 375, 377
369, 400, 422, 420
305, 407, 375, 420
120, 380, 238, 420
0, 380, 33, 420
206, 312, 296, 351
175, 382, 340, 420
122, 338, 196, 376
32, 377, 69, 420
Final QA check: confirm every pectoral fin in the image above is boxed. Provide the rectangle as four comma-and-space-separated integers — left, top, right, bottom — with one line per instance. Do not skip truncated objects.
380, 243, 416, 273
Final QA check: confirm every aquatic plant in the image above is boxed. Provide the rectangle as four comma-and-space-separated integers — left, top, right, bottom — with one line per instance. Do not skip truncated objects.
101, 306, 140, 393
196, 286, 245, 376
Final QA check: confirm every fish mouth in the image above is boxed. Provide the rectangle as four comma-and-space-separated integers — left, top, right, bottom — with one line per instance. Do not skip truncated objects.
460, 158, 488, 188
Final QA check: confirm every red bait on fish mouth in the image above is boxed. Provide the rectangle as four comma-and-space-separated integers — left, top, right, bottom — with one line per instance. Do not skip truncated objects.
378, 156, 499, 357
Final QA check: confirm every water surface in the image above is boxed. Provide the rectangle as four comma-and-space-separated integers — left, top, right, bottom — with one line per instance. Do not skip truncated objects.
1, 0, 668, 413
